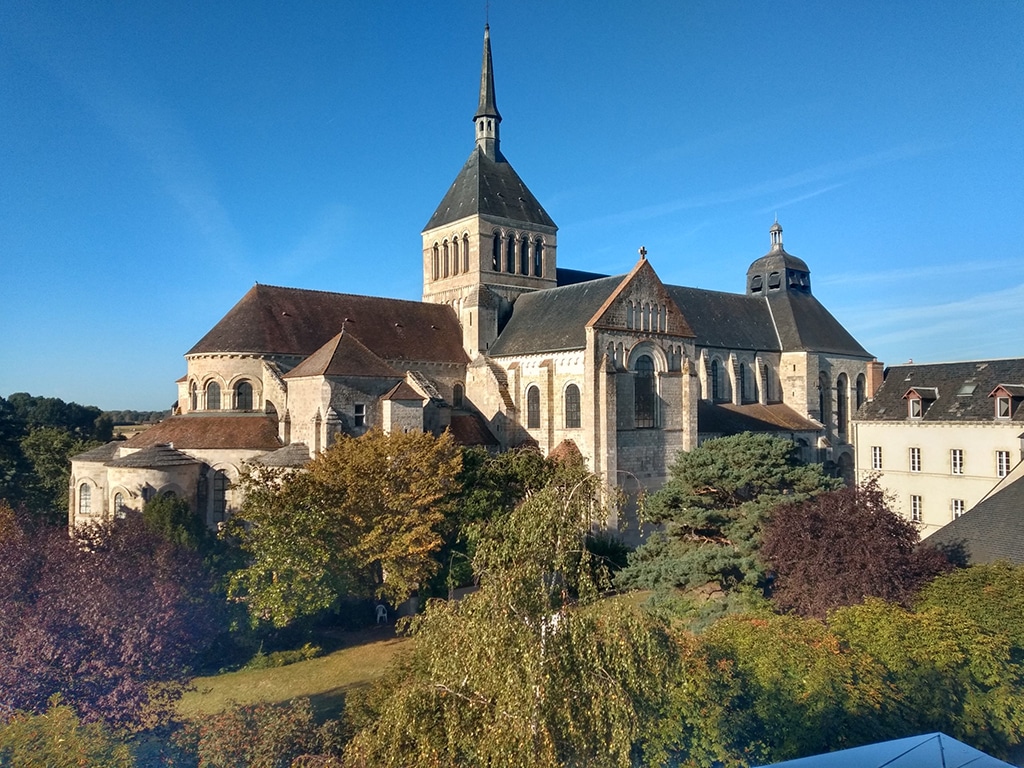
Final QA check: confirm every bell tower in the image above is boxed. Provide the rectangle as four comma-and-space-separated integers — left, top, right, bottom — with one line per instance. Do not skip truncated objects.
422, 25, 558, 358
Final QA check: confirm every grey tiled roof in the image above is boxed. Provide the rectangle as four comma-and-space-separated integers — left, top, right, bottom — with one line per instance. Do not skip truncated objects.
857, 358, 1024, 422
488, 275, 625, 356
106, 443, 200, 469
557, 267, 608, 286
667, 286, 781, 352
70, 441, 123, 463
253, 443, 312, 468
766, 291, 872, 357
926, 469, 1024, 564
424, 147, 556, 231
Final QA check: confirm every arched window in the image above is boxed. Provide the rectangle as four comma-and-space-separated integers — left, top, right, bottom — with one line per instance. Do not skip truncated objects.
763, 363, 773, 402
79, 484, 91, 516
564, 384, 581, 429
206, 382, 221, 410
768, 272, 781, 290
836, 373, 849, 439
189, 382, 198, 411
213, 470, 228, 523
505, 234, 515, 273
452, 237, 459, 275
442, 240, 450, 277
533, 239, 543, 276
818, 373, 831, 427
751, 275, 763, 294
711, 359, 721, 401
526, 385, 541, 429
452, 383, 465, 409
432, 243, 439, 280
113, 492, 126, 518
492, 232, 501, 271
856, 374, 866, 410
739, 363, 747, 403
519, 235, 529, 274
634, 355, 656, 428
463, 234, 470, 272
235, 381, 252, 410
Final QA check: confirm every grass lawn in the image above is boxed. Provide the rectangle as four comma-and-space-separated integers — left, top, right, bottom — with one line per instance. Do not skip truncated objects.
178, 628, 410, 721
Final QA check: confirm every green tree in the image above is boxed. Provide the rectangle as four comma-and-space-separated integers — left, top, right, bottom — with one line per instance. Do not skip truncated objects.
916, 562, 1024, 649
345, 467, 685, 768
617, 433, 838, 616
228, 429, 463, 627
142, 493, 210, 551
20, 426, 98, 524
0, 698, 134, 768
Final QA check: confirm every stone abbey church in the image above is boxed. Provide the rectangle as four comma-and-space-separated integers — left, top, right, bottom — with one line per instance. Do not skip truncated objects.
71, 27, 877, 529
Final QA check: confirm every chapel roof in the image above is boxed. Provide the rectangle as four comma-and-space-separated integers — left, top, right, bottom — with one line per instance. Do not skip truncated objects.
252, 442, 312, 468
925, 465, 1024, 565
488, 274, 626, 356
187, 284, 467, 365
856, 358, 1024, 422
70, 441, 123, 463
124, 414, 283, 451
106, 443, 201, 469
423, 146, 556, 231
284, 331, 401, 379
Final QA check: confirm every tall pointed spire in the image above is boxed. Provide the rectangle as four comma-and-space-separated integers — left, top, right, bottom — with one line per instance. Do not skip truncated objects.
474, 25, 502, 159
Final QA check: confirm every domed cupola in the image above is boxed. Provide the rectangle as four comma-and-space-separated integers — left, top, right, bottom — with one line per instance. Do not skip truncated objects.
746, 220, 812, 296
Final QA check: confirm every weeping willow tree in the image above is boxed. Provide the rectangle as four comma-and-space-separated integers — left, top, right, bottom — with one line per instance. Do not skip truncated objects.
344, 463, 685, 768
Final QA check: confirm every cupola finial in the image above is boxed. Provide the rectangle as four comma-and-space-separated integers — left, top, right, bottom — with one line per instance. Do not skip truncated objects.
474, 25, 502, 159
770, 219, 783, 251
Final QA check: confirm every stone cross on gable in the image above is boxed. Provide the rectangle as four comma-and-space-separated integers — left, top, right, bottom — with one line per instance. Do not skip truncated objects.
639, 246, 647, 260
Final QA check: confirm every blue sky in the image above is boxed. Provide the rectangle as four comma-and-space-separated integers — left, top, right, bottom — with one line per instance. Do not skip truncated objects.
1, 2, 1021, 410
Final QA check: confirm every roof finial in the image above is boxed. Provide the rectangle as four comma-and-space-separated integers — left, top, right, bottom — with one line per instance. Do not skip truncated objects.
639, 245, 647, 260
474, 24, 502, 159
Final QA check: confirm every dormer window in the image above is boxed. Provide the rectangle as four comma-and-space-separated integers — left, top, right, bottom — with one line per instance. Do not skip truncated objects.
750, 275, 763, 294
768, 271, 781, 290
989, 384, 1024, 419
903, 387, 937, 419
908, 397, 923, 418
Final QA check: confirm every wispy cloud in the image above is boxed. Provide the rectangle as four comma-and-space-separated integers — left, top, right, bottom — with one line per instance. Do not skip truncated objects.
818, 259, 1021, 288
577, 142, 943, 230
755, 183, 847, 215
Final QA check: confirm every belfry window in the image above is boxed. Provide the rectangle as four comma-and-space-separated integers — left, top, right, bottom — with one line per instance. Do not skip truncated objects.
750, 275, 763, 294
452, 238, 459, 275
443, 240, 450, 277
432, 244, 440, 280
506, 234, 515, 273
533, 239, 543, 276
492, 232, 501, 271
206, 382, 221, 410
520, 235, 529, 275
565, 384, 581, 429
189, 382, 198, 411
463, 234, 470, 272
634, 355, 656, 428
768, 272, 781, 290
526, 385, 540, 429
236, 381, 253, 411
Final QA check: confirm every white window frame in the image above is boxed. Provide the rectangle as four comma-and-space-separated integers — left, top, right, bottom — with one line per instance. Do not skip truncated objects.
911, 495, 922, 523
871, 446, 882, 470
997, 450, 1011, 478
951, 449, 964, 475
908, 397, 923, 418
996, 396, 1011, 419
952, 498, 965, 519
909, 447, 921, 473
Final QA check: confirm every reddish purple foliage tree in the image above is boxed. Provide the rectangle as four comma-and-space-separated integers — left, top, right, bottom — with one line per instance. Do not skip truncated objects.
762, 480, 954, 618
0, 512, 223, 726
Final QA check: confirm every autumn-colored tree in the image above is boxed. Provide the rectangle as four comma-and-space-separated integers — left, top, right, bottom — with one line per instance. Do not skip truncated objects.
228, 429, 463, 627
616, 433, 838, 617
344, 467, 686, 768
916, 562, 1024, 649
0, 513, 223, 726
762, 479, 954, 617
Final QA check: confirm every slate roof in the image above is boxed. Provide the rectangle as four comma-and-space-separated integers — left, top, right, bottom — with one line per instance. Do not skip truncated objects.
106, 443, 201, 469
382, 381, 423, 401
488, 275, 625, 356
857, 358, 1024, 422
124, 414, 282, 451
424, 147, 556, 231
926, 464, 1024, 564
766, 291, 871, 357
557, 267, 609, 286
667, 286, 780, 352
253, 443, 312, 468
699, 401, 822, 435
187, 284, 467, 365
284, 331, 400, 379
70, 441, 123, 463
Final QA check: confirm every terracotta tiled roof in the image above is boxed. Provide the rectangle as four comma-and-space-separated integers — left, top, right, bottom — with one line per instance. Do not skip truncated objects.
125, 415, 282, 451
699, 401, 821, 434
382, 382, 423, 401
284, 331, 400, 379
548, 438, 584, 466
187, 284, 467, 365
106, 443, 200, 468
448, 413, 499, 447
